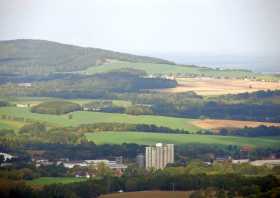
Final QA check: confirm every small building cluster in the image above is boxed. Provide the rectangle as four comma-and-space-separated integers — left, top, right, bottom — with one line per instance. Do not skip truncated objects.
34, 157, 127, 177
16, 103, 31, 108
210, 155, 280, 168
17, 83, 32, 87
0, 152, 16, 167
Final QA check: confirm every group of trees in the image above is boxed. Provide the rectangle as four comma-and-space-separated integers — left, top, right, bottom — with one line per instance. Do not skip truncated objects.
0, 69, 177, 98
0, 129, 15, 136
174, 144, 280, 161
213, 125, 280, 137
0, 100, 9, 107
0, 164, 69, 181
74, 123, 188, 134
31, 101, 81, 115
83, 100, 155, 115
114, 90, 280, 122
220, 90, 280, 101
23, 142, 144, 161
0, 121, 189, 146
0, 122, 84, 145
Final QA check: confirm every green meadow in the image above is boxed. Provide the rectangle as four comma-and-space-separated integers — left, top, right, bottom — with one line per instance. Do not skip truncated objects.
0, 119, 26, 130
27, 177, 87, 186
0, 107, 199, 132
85, 131, 280, 148
81, 60, 202, 75
78, 60, 279, 80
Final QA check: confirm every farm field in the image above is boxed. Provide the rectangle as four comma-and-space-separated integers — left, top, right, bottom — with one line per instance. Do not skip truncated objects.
156, 77, 280, 95
192, 119, 280, 131
0, 107, 199, 132
99, 191, 191, 198
26, 177, 87, 186
85, 132, 280, 148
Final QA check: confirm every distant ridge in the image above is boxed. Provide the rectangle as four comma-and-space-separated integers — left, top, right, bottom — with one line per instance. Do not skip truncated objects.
0, 39, 175, 75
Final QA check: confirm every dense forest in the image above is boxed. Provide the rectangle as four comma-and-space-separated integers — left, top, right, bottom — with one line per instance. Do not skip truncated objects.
0, 69, 177, 97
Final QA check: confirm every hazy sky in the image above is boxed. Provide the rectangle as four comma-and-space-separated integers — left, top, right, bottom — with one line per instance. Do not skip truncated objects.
0, 0, 279, 59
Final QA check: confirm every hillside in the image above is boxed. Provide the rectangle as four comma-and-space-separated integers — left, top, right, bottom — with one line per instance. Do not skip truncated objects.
1, 39, 279, 82
0, 39, 174, 75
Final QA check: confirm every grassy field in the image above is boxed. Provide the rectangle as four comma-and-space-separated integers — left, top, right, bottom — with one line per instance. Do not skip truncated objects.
0, 107, 199, 132
26, 177, 87, 185
79, 60, 280, 81
85, 131, 280, 148
81, 60, 202, 75
99, 191, 191, 198
156, 77, 280, 96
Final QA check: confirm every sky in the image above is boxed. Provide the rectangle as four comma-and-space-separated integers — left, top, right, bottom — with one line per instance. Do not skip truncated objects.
0, 0, 279, 71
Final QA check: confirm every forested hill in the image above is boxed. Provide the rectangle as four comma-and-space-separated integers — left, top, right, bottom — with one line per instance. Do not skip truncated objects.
0, 39, 174, 75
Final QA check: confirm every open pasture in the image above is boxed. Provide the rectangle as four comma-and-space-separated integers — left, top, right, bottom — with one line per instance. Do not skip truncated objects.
156, 77, 280, 95
85, 131, 280, 148
80, 60, 202, 75
79, 60, 280, 81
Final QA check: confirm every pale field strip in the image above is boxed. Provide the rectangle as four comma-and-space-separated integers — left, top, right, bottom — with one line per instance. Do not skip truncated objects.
156, 77, 280, 96
192, 119, 280, 131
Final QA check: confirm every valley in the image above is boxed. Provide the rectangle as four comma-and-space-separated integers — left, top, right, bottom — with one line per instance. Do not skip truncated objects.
0, 39, 280, 198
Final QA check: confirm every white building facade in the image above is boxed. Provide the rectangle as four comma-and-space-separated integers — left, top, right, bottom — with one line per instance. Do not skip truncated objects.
145, 143, 174, 169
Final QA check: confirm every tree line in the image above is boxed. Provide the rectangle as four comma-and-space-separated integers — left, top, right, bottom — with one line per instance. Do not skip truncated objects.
203, 125, 280, 137
0, 170, 279, 198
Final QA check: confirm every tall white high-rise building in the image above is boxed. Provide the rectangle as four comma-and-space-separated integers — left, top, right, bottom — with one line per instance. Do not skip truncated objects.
145, 143, 174, 169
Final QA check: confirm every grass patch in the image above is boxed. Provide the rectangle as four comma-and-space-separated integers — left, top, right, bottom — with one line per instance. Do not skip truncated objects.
85, 131, 280, 148
0, 119, 26, 130
81, 60, 201, 75
26, 177, 87, 185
